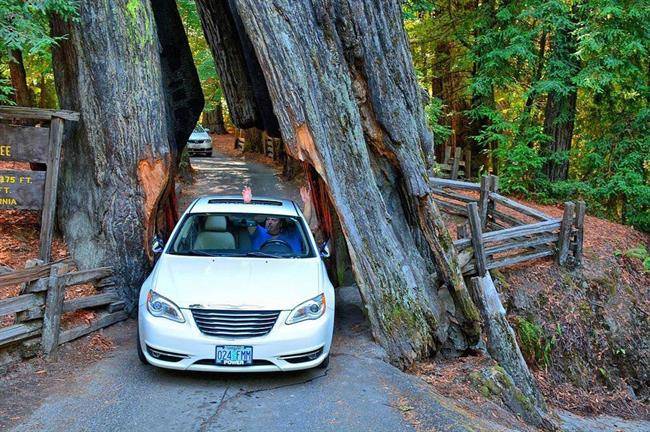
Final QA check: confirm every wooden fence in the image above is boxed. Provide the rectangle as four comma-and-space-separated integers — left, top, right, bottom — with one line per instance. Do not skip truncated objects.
233, 129, 282, 160
0, 259, 127, 362
435, 145, 472, 180
432, 176, 585, 276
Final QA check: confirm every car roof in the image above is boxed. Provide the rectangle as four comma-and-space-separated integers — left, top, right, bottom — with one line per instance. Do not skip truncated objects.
188, 195, 300, 217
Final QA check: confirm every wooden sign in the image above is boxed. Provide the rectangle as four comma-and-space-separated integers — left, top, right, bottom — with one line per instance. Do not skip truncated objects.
0, 124, 50, 164
0, 169, 46, 210
0, 106, 79, 261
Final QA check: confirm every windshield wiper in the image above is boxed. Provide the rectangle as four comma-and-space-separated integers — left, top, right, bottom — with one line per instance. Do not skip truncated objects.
244, 251, 281, 259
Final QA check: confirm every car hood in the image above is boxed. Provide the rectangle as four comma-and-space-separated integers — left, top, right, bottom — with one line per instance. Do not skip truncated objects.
152, 255, 322, 310
189, 131, 210, 140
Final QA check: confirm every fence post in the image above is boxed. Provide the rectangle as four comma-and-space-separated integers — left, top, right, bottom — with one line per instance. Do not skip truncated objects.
464, 148, 472, 180
41, 263, 65, 356
574, 201, 586, 266
479, 175, 490, 229
443, 145, 451, 165
15, 259, 44, 324
467, 202, 487, 276
557, 202, 576, 266
39, 117, 64, 262
451, 147, 462, 180
488, 175, 499, 225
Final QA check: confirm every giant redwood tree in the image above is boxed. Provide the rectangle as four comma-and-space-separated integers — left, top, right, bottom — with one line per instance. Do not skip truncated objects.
195, 0, 481, 367
50, 0, 202, 308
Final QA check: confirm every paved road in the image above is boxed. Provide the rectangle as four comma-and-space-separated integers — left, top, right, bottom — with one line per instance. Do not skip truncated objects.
178, 150, 301, 212
9, 151, 521, 432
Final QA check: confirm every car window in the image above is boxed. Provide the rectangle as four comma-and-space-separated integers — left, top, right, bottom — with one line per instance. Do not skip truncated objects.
193, 124, 205, 133
168, 213, 315, 258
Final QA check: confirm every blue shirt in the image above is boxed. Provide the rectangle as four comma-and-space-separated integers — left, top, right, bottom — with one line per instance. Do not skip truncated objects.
250, 226, 303, 254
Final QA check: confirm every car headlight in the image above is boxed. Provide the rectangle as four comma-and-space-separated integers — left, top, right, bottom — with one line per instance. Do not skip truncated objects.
146, 290, 185, 323
286, 293, 326, 325
204, 139, 212, 145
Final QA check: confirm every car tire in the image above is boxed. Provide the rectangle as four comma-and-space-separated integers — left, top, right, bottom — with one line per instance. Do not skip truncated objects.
317, 354, 329, 369
136, 327, 149, 365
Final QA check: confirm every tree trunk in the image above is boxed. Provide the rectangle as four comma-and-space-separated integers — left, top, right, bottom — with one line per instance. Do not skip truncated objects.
542, 89, 577, 181
8, 49, 32, 106
50, 1, 178, 309
204, 102, 227, 134
204, 0, 481, 367
151, 0, 204, 158
243, 127, 264, 153
194, 0, 279, 135
542, 10, 579, 182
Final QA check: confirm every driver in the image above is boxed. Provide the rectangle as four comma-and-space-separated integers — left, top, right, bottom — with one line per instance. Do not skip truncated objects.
249, 216, 302, 254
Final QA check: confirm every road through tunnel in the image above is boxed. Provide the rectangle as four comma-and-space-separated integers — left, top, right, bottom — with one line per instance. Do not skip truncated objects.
49, 0, 483, 370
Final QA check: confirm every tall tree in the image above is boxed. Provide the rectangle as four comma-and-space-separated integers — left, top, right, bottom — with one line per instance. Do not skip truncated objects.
197, 0, 481, 366
7, 49, 32, 105
50, 0, 200, 308
542, 7, 579, 181
0, 0, 77, 104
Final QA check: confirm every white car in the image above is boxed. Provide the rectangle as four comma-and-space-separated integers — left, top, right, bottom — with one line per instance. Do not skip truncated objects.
186, 124, 213, 157
137, 195, 335, 372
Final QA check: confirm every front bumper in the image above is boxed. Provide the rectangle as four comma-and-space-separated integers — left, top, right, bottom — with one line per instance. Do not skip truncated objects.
186, 142, 212, 155
139, 307, 334, 372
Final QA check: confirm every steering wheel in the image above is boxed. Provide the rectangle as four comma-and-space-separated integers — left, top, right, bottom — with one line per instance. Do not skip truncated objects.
260, 239, 293, 254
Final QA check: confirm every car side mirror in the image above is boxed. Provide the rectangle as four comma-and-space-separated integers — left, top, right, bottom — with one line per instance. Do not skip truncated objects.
152, 234, 165, 255
204, 128, 210, 133
319, 240, 331, 259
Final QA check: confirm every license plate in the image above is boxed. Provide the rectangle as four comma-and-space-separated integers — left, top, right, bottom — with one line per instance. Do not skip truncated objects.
215, 346, 253, 366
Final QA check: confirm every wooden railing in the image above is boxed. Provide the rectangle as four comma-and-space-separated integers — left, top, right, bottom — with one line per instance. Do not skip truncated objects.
0, 259, 126, 361
432, 175, 585, 276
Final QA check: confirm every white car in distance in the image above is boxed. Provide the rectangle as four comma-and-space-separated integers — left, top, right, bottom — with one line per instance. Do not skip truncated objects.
138, 195, 335, 372
186, 124, 213, 157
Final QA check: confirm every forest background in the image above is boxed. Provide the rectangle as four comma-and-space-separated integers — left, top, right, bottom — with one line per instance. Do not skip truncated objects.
1, 0, 648, 231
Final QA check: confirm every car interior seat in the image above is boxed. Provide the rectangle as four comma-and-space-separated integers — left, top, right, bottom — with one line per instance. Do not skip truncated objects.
193, 215, 236, 250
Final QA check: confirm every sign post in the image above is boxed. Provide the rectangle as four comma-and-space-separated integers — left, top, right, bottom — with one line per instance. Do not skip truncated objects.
0, 106, 80, 262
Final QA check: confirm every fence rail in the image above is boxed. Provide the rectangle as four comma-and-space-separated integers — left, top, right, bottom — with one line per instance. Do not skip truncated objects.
0, 260, 126, 363
433, 175, 585, 276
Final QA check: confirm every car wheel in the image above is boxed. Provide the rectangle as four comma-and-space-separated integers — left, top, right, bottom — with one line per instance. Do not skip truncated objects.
317, 354, 329, 369
136, 327, 149, 365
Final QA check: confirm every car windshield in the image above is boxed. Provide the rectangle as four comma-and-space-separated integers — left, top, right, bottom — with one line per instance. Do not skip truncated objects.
168, 213, 315, 258
193, 124, 206, 133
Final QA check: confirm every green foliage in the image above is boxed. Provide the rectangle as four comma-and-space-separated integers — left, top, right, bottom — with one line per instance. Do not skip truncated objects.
617, 245, 650, 272
424, 98, 452, 144
403, 0, 650, 231
176, 0, 222, 111
0, 0, 78, 106
0, 76, 13, 105
516, 317, 557, 368
0, 0, 78, 53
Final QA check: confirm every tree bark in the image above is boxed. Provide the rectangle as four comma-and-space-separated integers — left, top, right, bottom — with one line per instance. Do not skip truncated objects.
150, 0, 204, 158
542, 89, 577, 181
542, 11, 579, 182
50, 1, 176, 309
204, 102, 227, 134
8, 49, 33, 106
206, 0, 481, 367
194, 0, 279, 135
243, 127, 264, 153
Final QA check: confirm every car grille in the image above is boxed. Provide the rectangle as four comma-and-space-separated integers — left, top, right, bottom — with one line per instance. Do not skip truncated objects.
191, 309, 280, 338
